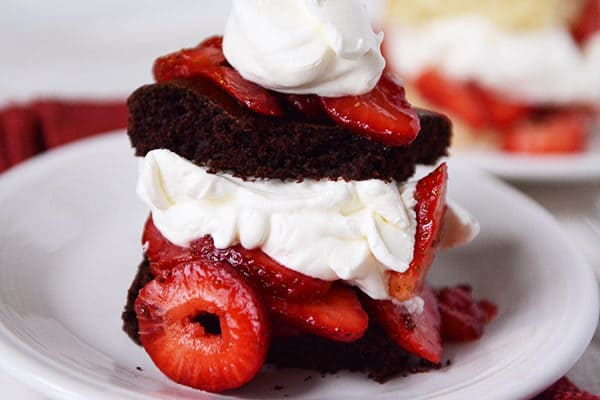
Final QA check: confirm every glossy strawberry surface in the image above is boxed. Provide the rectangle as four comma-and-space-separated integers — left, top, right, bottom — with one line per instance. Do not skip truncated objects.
388, 163, 448, 302
320, 72, 421, 146
135, 259, 270, 392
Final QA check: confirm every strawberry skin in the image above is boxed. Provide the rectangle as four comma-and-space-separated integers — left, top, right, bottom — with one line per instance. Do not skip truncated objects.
135, 259, 270, 392
142, 215, 195, 276
388, 163, 448, 302
502, 111, 588, 154
366, 285, 442, 363
571, 0, 600, 44
436, 285, 498, 341
320, 72, 421, 146
153, 36, 283, 117
191, 235, 332, 300
266, 283, 369, 343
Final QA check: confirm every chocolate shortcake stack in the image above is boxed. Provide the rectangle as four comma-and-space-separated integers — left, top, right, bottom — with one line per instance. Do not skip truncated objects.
122, 0, 495, 393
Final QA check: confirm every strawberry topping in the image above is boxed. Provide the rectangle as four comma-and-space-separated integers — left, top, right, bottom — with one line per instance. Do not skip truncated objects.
365, 285, 442, 364
153, 36, 283, 117
266, 283, 369, 343
135, 259, 270, 392
142, 215, 195, 275
320, 72, 421, 146
388, 163, 448, 302
571, 0, 600, 44
436, 285, 498, 341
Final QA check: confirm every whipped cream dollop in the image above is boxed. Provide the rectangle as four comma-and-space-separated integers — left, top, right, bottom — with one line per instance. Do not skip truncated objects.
387, 16, 600, 105
222, 0, 385, 97
138, 150, 477, 300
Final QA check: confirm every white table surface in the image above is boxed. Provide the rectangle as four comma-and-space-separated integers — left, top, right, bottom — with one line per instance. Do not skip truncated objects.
1, 0, 598, 397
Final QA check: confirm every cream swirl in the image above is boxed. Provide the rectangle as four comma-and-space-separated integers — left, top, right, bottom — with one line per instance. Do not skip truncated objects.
222, 0, 385, 97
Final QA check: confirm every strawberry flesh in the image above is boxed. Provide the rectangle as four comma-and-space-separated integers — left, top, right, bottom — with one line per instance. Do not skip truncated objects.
388, 163, 448, 302
135, 259, 270, 392
191, 235, 332, 300
436, 285, 498, 341
266, 283, 369, 343
153, 36, 283, 117
365, 285, 442, 363
320, 72, 421, 146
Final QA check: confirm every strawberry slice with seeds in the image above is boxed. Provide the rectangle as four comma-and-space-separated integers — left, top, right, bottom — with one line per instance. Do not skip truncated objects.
388, 163, 448, 302
436, 285, 498, 341
141, 215, 195, 275
191, 235, 332, 300
320, 72, 421, 146
135, 259, 270, 392
366, 285, 442, 363
502, 111, 588, 154
153, 36, 283, 117
266, 283, 369, 343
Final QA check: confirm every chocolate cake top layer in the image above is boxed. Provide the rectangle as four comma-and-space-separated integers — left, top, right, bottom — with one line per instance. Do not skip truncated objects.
127, 78, 451, 182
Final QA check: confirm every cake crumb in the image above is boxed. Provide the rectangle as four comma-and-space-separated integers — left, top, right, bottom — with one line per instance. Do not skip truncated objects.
274, 385, 284, 391
136, 366, 143, 371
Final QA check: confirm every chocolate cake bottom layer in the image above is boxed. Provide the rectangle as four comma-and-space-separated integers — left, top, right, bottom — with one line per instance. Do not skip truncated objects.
122, 259, 440, 382
127, 78, 451, 182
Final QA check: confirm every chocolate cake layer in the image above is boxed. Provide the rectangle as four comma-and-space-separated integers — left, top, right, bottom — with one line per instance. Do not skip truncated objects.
127, 78, 451, 182
121, 259, 440, 382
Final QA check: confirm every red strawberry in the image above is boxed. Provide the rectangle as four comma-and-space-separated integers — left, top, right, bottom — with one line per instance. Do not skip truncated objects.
388, 163, 448, 302
502, 112, 588, 154
571, 0, 600, 44
279, 94, 329, 120
135, 259, 270, 392
415, 69, 489, 129
366, 285, 442, 363
153, 36, 283, 117
436, 285, 498, 341
479, 88, 530, 128
266, 283, 369, 343
320, 72, 421, 146
141, 216, 195, 275
191, 235, 332, 300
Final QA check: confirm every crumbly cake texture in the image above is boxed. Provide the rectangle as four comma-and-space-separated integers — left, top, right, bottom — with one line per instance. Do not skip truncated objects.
127, 77, 451, 182
122, 259, 442, 382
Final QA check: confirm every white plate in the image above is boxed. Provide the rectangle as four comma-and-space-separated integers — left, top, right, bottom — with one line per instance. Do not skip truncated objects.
453, 128, 600, 182
0, 133, 597, 400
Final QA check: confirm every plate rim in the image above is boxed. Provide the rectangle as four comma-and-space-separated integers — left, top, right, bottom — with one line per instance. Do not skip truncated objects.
0, 132, 598, 400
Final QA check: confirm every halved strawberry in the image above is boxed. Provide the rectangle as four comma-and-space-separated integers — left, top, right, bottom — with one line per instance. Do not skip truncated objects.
415, 69, 488, 129
135, 259, 270, 392
436, 285, 498, 341
320, 72, 421, 146
502, 111, 588, 154
388, 163, 448, 302
571, 0, 600, 44
141, 215, 195, 276
191, 235, 332, 300
153, 36, 283, 117
266, 283, 369, 343
365, 285, 442, 363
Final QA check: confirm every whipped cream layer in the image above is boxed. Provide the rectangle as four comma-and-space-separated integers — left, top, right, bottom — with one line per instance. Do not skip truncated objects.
223, 0, 385, 97
387, 16, 600, 105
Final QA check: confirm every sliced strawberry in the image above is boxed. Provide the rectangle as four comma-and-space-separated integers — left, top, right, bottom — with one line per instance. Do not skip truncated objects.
436, 285, 498, 342
388, 163, 448, 302
266, 283, 369, 343
571, 0, 600, 44
135, 259, 270, 392
141, 216, 195, 275
415, 69, 489, 129
320, 72, 421, 146
366, 285, 442, 363
502, 111, 588, 154
191, 235, 332, 300
479, 88, 530, 128
153, 36, 283, 117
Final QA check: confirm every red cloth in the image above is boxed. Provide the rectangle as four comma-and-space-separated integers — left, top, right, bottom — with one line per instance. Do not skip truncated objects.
0, 100, 597, 400
0, 99, 128, 173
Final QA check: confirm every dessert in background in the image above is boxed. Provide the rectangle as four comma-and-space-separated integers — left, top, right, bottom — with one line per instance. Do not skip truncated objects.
385, 0, 600, 154
121, 0, 495, 392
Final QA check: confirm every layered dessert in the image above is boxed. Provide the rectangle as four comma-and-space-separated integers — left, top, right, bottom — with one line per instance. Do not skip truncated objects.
122, 0, 495, 392
385, 0, 600, 154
